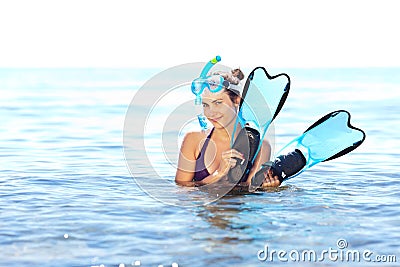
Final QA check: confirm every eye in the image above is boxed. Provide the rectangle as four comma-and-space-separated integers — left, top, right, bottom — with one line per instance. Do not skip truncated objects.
215, 101, 223, 105
202, 103, 209, 108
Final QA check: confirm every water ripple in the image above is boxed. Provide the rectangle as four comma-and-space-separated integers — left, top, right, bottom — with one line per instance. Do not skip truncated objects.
1, 68, 400, 266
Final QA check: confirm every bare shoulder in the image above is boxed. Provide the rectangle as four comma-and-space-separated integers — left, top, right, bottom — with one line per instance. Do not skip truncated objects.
184, 130, 207, 140
182, 130, 207, 143
258, 139, 272, 162
180, 130, 210, 152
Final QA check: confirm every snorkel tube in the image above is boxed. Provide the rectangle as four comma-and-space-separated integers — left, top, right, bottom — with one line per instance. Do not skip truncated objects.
200, 56, 221, 78
191, 55, 222, 130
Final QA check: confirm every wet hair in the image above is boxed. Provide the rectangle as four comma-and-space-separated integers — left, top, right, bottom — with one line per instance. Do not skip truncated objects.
213, 68, 245, 104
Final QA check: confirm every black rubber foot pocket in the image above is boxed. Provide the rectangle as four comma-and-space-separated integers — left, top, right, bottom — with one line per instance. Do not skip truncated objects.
227, 127, 260, 184
251, 149, 306, 188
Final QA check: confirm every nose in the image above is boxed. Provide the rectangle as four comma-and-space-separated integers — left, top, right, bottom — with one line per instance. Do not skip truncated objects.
204, 105, 219, 117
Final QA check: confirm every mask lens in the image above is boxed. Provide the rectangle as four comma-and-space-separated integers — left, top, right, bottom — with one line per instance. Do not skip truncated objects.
207, 75, 224, 92
191, 79, 205, 95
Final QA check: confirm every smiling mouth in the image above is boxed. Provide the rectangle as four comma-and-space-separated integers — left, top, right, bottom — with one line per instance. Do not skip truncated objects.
210, 117, 222, 122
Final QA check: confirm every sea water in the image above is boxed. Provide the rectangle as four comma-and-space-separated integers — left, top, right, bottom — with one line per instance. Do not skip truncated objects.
0, 67, 399, 266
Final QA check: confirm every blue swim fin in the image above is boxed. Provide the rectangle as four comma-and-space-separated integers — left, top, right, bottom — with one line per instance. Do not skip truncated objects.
228, 67, 291, 184
250, 110, 366, 189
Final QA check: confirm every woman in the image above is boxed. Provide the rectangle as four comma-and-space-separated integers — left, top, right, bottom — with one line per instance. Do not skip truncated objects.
175, 69, 281, 188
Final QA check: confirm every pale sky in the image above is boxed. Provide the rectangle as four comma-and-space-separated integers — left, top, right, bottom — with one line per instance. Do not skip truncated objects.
0, 0, 399, 68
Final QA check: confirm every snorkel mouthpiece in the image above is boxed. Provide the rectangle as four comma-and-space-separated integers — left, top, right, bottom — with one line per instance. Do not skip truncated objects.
192, 55, 222, 130
195, 95, 202, 105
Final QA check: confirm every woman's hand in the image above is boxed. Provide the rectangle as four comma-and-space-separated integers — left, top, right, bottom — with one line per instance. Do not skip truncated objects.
194, 148, 245, 186
261, 168, 281, 187
217, 149, 245, 176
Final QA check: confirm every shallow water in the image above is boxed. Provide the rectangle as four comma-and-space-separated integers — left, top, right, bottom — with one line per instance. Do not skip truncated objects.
0, 68, 399, 266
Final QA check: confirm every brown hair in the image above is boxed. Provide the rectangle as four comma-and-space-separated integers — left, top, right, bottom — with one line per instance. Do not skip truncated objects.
213, 68, 245, 103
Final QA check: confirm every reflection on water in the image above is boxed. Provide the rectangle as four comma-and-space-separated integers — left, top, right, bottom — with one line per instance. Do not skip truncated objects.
0, 68, 399, 266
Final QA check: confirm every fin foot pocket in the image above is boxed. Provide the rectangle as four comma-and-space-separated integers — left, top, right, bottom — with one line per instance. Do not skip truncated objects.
251, 149, 306, 188
227, 127, 260, 184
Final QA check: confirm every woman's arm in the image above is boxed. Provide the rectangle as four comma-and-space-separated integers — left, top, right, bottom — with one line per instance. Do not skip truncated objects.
246, 139, 281, 187
175, 132, 198, 186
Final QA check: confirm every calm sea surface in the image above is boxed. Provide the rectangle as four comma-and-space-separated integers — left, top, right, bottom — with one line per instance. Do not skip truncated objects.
0, 68, 399, 266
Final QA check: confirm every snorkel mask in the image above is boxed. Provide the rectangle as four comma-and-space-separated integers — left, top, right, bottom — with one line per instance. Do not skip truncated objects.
191, 56, 223, 104
191, 56, 242, 130
191, 56, 222, 130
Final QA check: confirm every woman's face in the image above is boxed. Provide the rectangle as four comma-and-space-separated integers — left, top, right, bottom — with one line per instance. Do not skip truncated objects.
202, 89, 239, 129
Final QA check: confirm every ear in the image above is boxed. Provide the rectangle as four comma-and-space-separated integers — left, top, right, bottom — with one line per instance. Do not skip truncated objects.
234, 96, 241, 107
